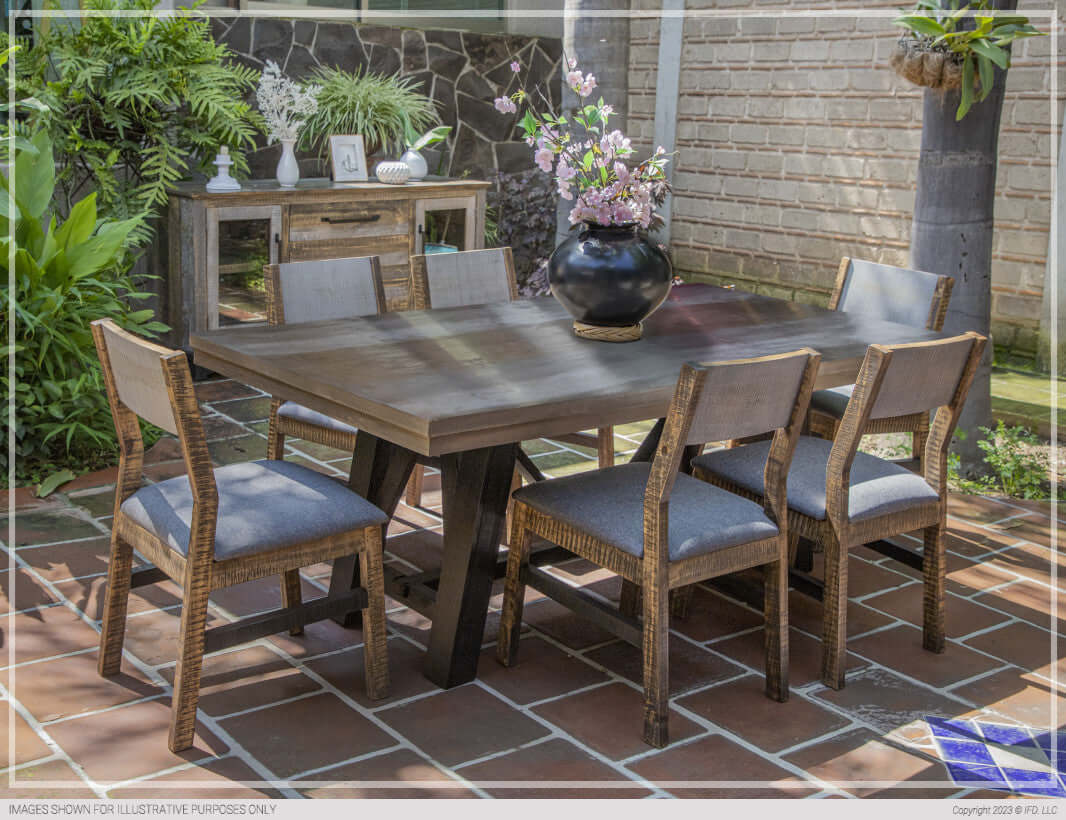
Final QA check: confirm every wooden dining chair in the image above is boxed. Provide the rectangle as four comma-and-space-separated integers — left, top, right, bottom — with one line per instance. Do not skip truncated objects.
693, 332, 985, 691
407, 247, 617, 505
91, 319, 390, 752
497, 349, 821, 748
807, 257, 954, 473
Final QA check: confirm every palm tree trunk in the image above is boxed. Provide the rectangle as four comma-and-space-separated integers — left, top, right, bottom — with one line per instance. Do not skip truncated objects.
910, 0, 1016, 472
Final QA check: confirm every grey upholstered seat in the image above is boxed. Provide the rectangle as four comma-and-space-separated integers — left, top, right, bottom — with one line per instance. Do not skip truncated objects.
277, 401, 357, 436
121, 460, 387, 560
691, 436, 938, 523
808, 385, 853, 418
513, 462, 779, 561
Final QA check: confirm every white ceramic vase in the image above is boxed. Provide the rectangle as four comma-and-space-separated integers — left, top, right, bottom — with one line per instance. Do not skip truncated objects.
375, 160, 411, 185
401, 148, 428, 181
276, 138, 300, 188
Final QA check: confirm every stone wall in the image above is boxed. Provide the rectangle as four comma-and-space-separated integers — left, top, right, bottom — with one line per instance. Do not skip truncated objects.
628, 0, 1065, 361
211, 15, 561, 278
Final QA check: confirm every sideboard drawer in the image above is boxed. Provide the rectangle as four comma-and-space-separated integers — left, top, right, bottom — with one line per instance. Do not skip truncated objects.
288, 200, 409, 243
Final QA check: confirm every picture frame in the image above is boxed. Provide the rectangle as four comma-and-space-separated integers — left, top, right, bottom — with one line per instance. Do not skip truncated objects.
329, 135, 368, 183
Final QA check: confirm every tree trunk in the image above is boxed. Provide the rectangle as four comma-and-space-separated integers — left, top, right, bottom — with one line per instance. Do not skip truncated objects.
909, 0, 1016, 472
555, 0, 630, 244
1037, 99, 1066, 376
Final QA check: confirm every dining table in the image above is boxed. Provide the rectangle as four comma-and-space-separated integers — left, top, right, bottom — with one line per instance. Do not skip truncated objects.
190, 282, 947, 690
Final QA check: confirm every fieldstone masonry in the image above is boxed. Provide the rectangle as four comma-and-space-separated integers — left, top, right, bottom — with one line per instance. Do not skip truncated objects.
211, 16, 563, 186
628, 0, 1065, 362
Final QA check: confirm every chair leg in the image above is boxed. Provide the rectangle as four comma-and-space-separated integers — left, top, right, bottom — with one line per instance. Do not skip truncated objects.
98, 532, 135, 677
267, 400, 285, 461
641, 578, 670, 748
281, 569, 303, 636
922, 521, 946, 653
503, 467, 522, 547
596, 426, 614, 468
404, 467, 425, 508
820, 532, 849, 690
496, 504, 532, 667
359, 526, 390, 700
619, 579, 642, 618
764, 538, 789, 703
168, 577, 212, 753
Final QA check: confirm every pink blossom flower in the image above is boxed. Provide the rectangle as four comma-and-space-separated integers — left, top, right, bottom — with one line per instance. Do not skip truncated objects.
613, 161, 630, 185
612, 202, 634, 224
558, 179, 574, 200
566, 70, 584, 93
534, 147, 554, 173
494, 96, 517, 114
557, 159, 577, 181
567, 57, 577, 69
510, 60, 521, 73
578, 74, 597, 97
601, 104, 614, 116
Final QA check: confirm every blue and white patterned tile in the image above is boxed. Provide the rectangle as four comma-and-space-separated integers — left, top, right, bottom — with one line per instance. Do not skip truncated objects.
929, 716, 1066, 798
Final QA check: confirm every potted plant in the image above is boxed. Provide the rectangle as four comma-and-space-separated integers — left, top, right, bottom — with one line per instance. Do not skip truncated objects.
298, 66, 440, 167
402, 125, 452, 181
256, 60, 320, 188
493, 58, 672, 342
889, 0, 1042, 119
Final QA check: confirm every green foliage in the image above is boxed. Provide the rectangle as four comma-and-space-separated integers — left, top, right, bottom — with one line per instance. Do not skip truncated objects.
14, 0, 260, 243
948, 420, 1050, 499
1, 132, 168, 490
299, 66, 439, 160
406, 125, 452, 152
894, 0, 1043, 119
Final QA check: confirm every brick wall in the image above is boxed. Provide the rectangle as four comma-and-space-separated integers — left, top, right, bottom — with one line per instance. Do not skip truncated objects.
628, 0, 1066, 359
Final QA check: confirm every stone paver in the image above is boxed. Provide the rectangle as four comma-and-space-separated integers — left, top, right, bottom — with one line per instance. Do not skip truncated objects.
2, 378, 1062, 798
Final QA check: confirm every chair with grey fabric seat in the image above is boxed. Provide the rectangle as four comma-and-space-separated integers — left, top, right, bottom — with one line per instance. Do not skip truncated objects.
91, 319, 390, 753
263, 255, 396, 630
692, 333, 986, 691
807, 257, 954, 473
408, 246, 618, 504
497, 348, 822, 748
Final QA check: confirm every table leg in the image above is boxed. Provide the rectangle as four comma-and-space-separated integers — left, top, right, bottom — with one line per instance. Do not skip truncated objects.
328, 430, 417, 627
424, 443, 517, 688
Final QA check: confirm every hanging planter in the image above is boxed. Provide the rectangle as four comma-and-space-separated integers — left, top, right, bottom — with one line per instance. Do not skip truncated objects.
889, 41, 965, 90
889, 3, 1043, 120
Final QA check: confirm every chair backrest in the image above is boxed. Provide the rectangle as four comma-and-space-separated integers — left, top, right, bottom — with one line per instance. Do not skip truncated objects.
829, 257, 953, 331
265, 256, 386, 325
648, 348, 822, 533
409, 247, 518, 310
91, 319, 217, 532
829, 331, 987, 508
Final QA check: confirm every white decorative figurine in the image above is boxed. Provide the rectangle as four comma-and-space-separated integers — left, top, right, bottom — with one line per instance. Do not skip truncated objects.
206, 146, 242, 193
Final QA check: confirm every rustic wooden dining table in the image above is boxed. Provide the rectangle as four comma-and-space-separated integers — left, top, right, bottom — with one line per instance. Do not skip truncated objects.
190, 283, 946, 689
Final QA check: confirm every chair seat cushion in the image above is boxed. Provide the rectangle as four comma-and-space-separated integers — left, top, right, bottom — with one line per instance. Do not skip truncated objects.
278, 401, 357, 437
513, 462, 779, 562
120, 460, 387, 560
691, 436, 939, 523
809, 384, 853, 419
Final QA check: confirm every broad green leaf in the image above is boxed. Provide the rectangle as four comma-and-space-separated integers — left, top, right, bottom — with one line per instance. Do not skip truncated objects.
53, 192, 97, 250
894, 14, 947, 37
36, 469, 76, 498
13, 130, 54, 219
408, 125, 452, 152
957, 55, 975, 120
975, 53, 994, 99
970, 38, 1009, 69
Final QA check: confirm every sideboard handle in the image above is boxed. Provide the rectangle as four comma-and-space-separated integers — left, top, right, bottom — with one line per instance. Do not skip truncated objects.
321, 214, 381, 224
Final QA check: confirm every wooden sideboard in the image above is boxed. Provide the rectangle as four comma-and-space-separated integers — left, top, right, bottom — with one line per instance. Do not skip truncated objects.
166, 177, 490, 349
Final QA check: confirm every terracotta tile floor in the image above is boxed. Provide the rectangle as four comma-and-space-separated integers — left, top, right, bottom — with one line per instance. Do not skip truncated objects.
1, 378, 1062, 799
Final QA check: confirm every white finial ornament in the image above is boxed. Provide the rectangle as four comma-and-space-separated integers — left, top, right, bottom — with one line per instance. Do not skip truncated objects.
206, 146, 241, 193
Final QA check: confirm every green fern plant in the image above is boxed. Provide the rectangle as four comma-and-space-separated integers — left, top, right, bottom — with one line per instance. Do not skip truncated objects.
14, 0, 260, 244
299, 66, 439, 161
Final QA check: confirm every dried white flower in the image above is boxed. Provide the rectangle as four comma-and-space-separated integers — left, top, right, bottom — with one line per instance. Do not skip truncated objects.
256, 60, 321, 143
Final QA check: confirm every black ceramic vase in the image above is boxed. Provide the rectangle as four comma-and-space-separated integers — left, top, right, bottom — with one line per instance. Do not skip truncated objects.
548, 223, 672, 342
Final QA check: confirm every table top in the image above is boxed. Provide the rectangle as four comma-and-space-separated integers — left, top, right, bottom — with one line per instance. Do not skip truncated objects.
191, 284, 947, 457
